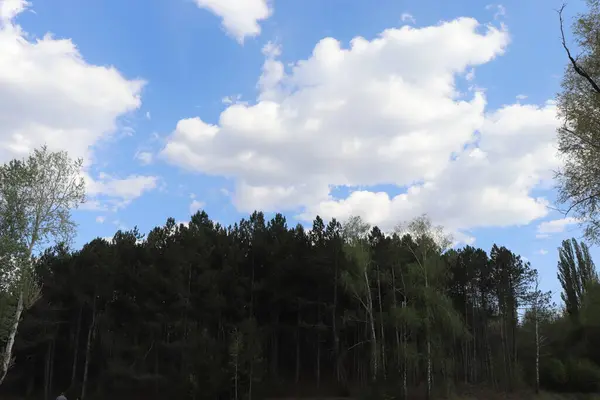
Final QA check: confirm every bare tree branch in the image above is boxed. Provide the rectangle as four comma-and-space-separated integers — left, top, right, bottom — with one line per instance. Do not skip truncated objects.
559, 4, 600, 94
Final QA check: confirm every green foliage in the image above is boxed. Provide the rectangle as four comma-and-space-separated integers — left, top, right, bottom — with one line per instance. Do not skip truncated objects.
558, 238, 598, 320
0, 145, 85, 252
580, 281, 600, 328
541, 358, 568, 390
566, 358, 600, 393
0, 153, 598, 399
0, 205, 593, 399
556, 1, 600, 243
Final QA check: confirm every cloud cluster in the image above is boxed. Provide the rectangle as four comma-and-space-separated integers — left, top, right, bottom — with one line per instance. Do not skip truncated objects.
161, 17, 561, 239
193, 0, 272, 43
0, 0, 156, 209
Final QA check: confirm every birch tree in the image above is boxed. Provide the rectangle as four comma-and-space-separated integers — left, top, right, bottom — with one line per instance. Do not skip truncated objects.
0, 146, 85, 385
396, 215, 462, 400
531, 274, 550, 394
341, 215, 378, 381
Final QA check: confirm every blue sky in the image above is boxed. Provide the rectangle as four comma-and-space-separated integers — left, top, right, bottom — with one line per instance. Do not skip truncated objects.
1, 0, 594, 302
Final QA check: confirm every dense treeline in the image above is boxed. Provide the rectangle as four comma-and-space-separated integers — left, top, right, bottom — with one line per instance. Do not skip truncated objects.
2, 209, 600, 399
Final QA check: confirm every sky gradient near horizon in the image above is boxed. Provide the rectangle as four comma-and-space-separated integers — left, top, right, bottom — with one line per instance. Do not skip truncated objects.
0, 0, 593, 302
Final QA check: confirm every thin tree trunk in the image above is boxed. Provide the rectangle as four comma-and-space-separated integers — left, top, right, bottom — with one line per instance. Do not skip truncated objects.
50, 339, 55, 400
0, 290, 24, 385
535, 308, 540, 394
364, 267, 378, 381
462, 341, 468, 384
486, 327, 495, 388
249, 257, 255, 399
248, 361, 253, 400
377, 263, 386, 380
181, 265, 192, 373
472, 295, 478, 383
0, 225, 42, 386
391, 266, 401, 374
270, 310, 279, 379
398, 267, 408, 400
332, 248, 341, 383
511, 304, 518, 389
464, 285, 469, 384
425, 273, 432, 400
426, 338, 432, 400
81, 297, 97, 400
71, 304, 83, 386
44, 340, 51, 400
500, 312, 510, 391
533, 280, 541, 395
234, 349, 239, 400
296, 301, 301, 385
481, 293, 495, 387
316, 299, 321, 389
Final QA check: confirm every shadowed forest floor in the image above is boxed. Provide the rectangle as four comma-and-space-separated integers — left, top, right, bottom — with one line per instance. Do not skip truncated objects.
5, 389, 600, 400
265, 394, 600, 400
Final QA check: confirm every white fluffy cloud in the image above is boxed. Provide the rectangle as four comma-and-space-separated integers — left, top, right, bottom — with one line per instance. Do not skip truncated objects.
0, 0, 156, 209
161, 17, 560, 239
194, 0, 272, 43
83, 173, 158, 211
536, 217, 581, 238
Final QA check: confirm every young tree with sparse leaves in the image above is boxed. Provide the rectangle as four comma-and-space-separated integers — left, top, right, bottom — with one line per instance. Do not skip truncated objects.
0, 146, 85, 385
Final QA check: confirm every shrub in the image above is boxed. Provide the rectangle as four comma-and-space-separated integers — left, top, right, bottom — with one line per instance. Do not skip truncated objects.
541, 358, 567, 390
566, 358, 600, 393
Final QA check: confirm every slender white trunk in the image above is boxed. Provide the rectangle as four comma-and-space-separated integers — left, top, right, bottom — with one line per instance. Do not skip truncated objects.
71, 305, 83, 386
402, 306, 407, 399
0, 241, 36, 387
364, 267, 378, 380
391, 267, 401, 374
0, 290, 24, 385
425, 272, 432, 400
81, 298, 97, 400
535, 312, 540, 394
398, 267, 408, 400
377, 264, 386, 379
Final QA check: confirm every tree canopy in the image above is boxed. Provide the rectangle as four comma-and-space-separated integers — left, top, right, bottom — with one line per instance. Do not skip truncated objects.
556, 1, 600, 243
0, 192, 596, 399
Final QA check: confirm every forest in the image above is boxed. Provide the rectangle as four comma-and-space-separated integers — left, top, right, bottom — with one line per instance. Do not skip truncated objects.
5, 0, 600, 399
1, 156, 600, 399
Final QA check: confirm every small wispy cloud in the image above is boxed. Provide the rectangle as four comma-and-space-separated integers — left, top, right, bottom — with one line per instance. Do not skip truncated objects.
536, 217, 581, 238
400, 12, 416, 24
135, 151, 153, 165
485, 4, 506, 20
189, 199, 205, 215
222, 94, 244, 105
465, 68, 476, 82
